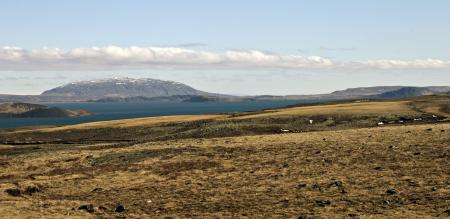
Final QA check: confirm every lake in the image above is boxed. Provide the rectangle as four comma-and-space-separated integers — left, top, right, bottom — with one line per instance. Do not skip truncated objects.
0, 100, 317, 129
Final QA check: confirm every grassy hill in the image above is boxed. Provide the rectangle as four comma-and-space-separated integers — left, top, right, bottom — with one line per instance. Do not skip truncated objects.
0, 102, 91, 118
0, 95, 448, 218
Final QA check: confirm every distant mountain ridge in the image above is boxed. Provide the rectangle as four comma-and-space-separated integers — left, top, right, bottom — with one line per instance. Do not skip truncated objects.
373, 87, 435, 99
41, 77, 212, 99
330, 86, 450, 97
0, 77, 448, 103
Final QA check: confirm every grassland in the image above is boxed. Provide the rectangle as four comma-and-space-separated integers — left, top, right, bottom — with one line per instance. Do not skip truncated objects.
0, 95, 449, 218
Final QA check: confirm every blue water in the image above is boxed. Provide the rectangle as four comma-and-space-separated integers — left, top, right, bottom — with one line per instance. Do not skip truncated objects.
0, 100, 316, 129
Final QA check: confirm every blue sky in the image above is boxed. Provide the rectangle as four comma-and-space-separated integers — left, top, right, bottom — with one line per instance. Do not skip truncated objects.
0, 0, 449, 95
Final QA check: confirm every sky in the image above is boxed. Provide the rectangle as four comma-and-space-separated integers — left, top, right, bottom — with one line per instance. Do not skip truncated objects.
0, 0, 449, 95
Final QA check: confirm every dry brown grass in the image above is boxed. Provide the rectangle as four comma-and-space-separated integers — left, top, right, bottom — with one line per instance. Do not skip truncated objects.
17, 114, 226, 133
235, 101, 417, 119
0, 123, 449, 218
0, 96, 448, 218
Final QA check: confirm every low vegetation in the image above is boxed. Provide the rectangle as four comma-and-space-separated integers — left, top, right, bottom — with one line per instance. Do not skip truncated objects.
0, 95, 448, 218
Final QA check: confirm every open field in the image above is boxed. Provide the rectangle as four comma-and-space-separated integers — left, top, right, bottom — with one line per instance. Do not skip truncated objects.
0, 95, 449, 218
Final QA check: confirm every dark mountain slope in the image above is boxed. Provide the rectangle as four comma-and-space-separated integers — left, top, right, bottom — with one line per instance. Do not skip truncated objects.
41, 78, 211, 99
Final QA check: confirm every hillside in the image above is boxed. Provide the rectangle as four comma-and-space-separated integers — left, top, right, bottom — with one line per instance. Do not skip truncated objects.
0, 103, 46, 114
41, 78, 211, 99
0, 103, 90, 118
374, 87, 435, 99
0, 95, 448, 218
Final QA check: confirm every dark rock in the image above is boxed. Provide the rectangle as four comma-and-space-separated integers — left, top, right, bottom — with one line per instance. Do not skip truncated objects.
383, 200, 390, 205
297, 183, 307, 188
432, 186, 437, 191
5, 188, 21, 197
331, 181, 343, 187
282, 163, 289, 168
297, 214, 311, 219
374, 166, 382, 170
315, 150, 321, 154
386, 189, 397, 195
441, 129, 445, 132
425, 128, 432, 131
413, 152, 421, 155
23, 186, 41, 195
78, 204, 95, 213
156, 207, 167, 213
92, 187, 103, 192
315, 200, 331, 207
348, 213, 359, 218
312, 184, 322, 191
280, 198, 289, 207
98, 206, 108, 211
444, 209, 450, 216
115, 204, 125, 213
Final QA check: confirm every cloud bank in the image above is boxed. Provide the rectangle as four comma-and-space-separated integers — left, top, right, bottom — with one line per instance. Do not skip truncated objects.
1, 46, 449, 71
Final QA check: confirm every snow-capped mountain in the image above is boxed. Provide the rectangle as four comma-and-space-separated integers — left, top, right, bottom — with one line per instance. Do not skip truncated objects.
41, 77, 209, 99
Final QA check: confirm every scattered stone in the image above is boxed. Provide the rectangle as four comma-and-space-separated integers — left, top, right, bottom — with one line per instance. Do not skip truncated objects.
348, 213, 359, 218
282, 163, 289, 168
280, 198, 289, 207
23, 186, 41, 195
92, 187, 103, 192
425, 128, 432, 131
297, 213, 311, 219
115, 204, 125, 213
441, 130, 445, 132
407, 180, 418, 187
5, 188, 21, 197
374, 166, 382, 170
322, 138, 326, 141
156, 207, 167, 213
315, 150, 321, 154
78, 204, 95, 213
413, 152, 421, 155
331, 181, 343, 187
98, 206, 108, 211
444, 210, 450, 216
315, 200, 331, 207
386, 189, 397, 195
432, 186, 437, 191
383, 200, 390, 205
297, 183, 307, 188
312, 184, 322, 191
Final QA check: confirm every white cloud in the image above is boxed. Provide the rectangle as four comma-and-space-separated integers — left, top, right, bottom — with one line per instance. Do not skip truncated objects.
0, 46, 449, 71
